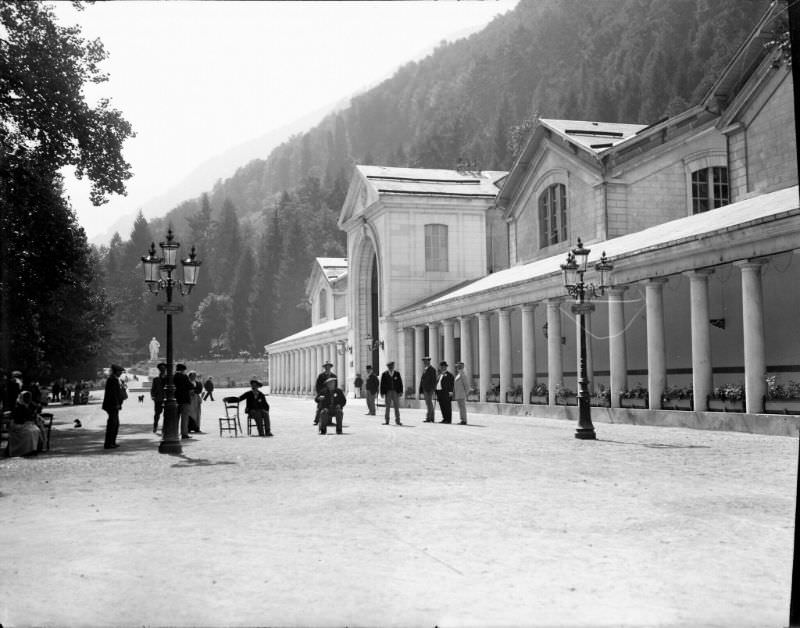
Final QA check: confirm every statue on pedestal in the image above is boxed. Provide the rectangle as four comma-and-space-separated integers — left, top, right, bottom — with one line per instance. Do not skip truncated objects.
149, 337, 160, 362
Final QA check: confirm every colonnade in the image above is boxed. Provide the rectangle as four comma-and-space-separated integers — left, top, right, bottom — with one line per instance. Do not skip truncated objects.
268, 338, 349, 396
391, 259, 768, 413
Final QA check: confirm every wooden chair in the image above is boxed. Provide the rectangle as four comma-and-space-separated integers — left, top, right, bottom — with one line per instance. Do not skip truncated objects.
219, 396, 242, 437
0, 411, 10, 455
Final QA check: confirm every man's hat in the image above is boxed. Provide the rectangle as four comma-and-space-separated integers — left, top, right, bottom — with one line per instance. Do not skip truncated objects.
176, 363, 187, 371
250, 379, 263, 387
322, 361, 333, 368
455, 362, 465, 368
157, 362, 167, 370
325, 376, 337, 384
422, 356, 431, 362
110, 364, 124, 374
386, 361, 395, 367
366, 365, 373, 370
439, 361, 448, 368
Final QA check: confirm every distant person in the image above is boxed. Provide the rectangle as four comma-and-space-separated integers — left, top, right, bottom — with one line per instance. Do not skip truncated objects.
239, 379, 272, 437
173, 363, 192, 439
364, 365, 379, 416
419, 356, 436, 422
315, 377, 346, 435
379, 361, 403, 426
313, 361, 336, 425
435, 361, 454, 424
353, 373, 363, 399
452, 362, 470, 425
188, 370, 204, 433
202, 376, 215, 401
102, 364, 126, 450
150, 363, 166, 433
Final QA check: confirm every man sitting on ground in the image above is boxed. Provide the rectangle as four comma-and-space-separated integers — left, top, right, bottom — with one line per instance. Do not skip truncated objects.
315, 377, 346, 435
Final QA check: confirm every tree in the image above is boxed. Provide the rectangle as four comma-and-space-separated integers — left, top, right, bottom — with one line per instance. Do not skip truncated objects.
191, 293, 233, 356
229, 247, 255, 352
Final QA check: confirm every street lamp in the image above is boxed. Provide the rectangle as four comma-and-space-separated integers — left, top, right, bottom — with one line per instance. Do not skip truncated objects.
141, 228, 201, 454
560, 237, 613, 440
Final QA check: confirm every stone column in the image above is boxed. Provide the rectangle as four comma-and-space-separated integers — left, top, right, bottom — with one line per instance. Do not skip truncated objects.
294, 350, 301, 394
286, 351, 293, 393
396, 327, 407, 392
478, 312, 491, 403
498, 308, 512, 402
404, 327, 415, 396
428, 322, 440, 367
686, 270, 714, 411
300, 349, 307, 394
459, 316, 473, 380
737, 260, 767, 413
607, 287, 628, 408
414, 325, 425, 398
383, 318, 397, 369
442, 319, 456, 368
279, 353, 284, 393
336, 344, 345, 394
645, 278, 668, 409
520, 303, 537, 405
546, 299, 563, 405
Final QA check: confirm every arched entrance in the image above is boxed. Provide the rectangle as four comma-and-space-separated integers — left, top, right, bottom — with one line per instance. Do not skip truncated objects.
352, 230, 382, 376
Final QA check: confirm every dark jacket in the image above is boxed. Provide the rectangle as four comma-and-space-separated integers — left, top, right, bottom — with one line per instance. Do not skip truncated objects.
11, 401, 36, 424
150, 375, 166, 401
380, 370, 403, 396
238, 389, 270, 414
203, 378, 214, 392
419, 365, 437, 393
173, 371, 192, 404
102, 375, 124, 412
436, 370, 454, 395
315, 370, 337, 395
315, 388, 347, 410
365, 372, 379, 394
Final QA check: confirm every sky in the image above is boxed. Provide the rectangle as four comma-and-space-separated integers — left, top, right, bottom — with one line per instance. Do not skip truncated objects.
51, 0, 520, 241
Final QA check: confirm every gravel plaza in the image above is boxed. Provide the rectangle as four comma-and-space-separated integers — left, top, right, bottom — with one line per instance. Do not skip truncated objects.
0, 391, 796, 628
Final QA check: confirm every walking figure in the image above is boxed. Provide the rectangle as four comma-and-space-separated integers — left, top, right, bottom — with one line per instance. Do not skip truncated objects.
379, 361, 403, 426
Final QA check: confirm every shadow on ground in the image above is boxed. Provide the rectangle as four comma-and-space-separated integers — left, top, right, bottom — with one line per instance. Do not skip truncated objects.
600, 439, 711, 449
45, 423, 158, 458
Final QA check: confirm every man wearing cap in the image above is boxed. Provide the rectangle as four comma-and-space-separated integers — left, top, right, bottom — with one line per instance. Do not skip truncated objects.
239, 379, 272, 437
315, 377, 346, 435
435, 361, 454, 423
150, 362, 167, 433
452, 362, 470, 425
419, 356, 437, 422
173, 363, 192, 439
364, 365, 379, 415
379, 361, 403, 425
314, 361, 337, 425
102, 364, 126, 449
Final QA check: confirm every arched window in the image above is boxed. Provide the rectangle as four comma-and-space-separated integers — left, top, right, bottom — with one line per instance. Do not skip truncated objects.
691, 166, 729, 213
538, 183, 567, 248
318, 288, 327, 319
425, 224, 448, 272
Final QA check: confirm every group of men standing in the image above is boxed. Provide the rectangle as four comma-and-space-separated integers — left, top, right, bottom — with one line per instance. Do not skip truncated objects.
419, 356, 470, 424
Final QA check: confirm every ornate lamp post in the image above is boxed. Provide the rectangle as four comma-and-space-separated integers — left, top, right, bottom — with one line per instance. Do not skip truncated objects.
560, 237, 613, 440
141, 228, 201, 454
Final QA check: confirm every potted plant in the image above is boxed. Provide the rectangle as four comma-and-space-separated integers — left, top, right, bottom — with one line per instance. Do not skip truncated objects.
404, 386, 416, 400
529, 382, 548, 405
486, 384, 500, 403
555, 385, 577, 406
619, 383, 648, 408
707, 383, 745, 412
660, 384, 693, 410
467, 386, 481, 402
506, 384, 523, 404
763, 376, 800, 414
591, 385, 611, 408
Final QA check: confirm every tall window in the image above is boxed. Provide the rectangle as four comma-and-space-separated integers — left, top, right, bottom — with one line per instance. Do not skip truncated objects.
538, 183, 567, 248
692, 166, 729, 213
318, 288, 327, 319
425, 224, 448, 272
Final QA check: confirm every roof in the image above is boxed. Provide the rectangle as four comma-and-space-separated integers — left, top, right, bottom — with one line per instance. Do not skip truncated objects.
357, 165, 507, 198
539, 119, 648, 154
316, 257, 348, 282
421, 185, 799, 307
266, 316, 348, 348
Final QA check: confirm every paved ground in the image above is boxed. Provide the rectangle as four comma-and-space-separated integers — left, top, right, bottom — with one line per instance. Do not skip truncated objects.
0, 389, 796, 627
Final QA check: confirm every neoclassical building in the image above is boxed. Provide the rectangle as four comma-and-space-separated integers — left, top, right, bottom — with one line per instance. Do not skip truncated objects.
267, 5, 800, 432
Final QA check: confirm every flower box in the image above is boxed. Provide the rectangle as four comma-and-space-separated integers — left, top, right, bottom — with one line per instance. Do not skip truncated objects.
556, 395, 578, 406
763, 399, 800, 415
707, 398, 745, 412
590, 397, 611, 408
529, 394, 548, 405
505, 392, 523, 404
661, 397, 693, 411
619, 396, 648, 409
486, 390, 500, 403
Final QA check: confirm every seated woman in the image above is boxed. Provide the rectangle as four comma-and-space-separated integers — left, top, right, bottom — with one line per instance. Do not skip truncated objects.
7, 391, 45, 457
315, 377, 346, 435
238, 379, 272, 437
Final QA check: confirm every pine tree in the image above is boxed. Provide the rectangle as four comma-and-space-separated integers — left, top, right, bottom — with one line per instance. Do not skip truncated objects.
229, 247, 256, 352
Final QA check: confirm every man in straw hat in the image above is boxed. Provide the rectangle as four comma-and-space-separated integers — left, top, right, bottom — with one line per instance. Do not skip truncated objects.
238, 378, 272, 437
379, 361, 403, 426
313, 360, 337, 426
315, 376, 346, 435
452, 362, 470, 425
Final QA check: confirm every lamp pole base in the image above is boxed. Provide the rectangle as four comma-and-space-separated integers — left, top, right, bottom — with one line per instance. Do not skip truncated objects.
158, 438, 183, 454
574, 427, 597, 440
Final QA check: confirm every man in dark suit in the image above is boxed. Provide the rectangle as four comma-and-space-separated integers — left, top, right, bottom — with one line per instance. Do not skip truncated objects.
364, 365, 379, 415
314, 361, 337, 425
419, 356, 437, 422
150, 362, 166, 433
102, 364, 125, 449
435, 361, 454, 423
238, 379, 272, 437
379, 361, 403, 425
173, 363, 192, 439
315, 377, 346, 435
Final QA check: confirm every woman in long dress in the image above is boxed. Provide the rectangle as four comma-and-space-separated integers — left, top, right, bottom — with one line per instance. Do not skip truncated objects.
7, 391, 44, 457
188, 371, 203, 433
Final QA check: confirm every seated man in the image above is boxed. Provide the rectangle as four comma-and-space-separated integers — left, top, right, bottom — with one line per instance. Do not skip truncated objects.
314, 377, 346, 435
238, 379, 273, 437
8, 390, 45, 456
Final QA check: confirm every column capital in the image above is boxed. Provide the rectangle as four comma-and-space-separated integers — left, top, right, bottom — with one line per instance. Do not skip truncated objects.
641, 277, 669, 286
414, 324, 427, 331
496, 307, 511, 319
440, 318, 455, 328
518, 303, 537, 313
606, 285, 628, 297
684, 268, 715, 280
476, 311, 491, 321
735, 258, 769, 270
427, 321, 440, 329
546, 298, 562, 309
